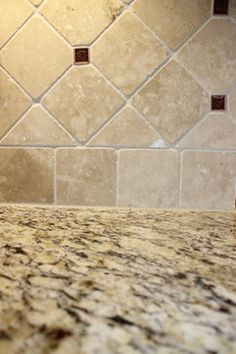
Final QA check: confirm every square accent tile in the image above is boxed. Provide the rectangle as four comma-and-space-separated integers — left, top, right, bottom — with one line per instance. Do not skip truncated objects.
211, 95, 226, 110
213, 0, 229, 15
74, 48, 90, 64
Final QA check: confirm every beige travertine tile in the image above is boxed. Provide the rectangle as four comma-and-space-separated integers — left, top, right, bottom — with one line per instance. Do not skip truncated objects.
118, 150, 179, 208
132, 60, 209, 143
178, 19, 236, 92
89, 106, 163, 147
178, 113, 236, 149
229, 0, 236, 19
92, 12, 168, 95
229, 88, 236, 120
0, 0, 33, 48
1, 106, 76, 146
30, 0, 44, 6
56, 148, 116, 206
0, 17, 72, 98
0, 68, 31, 138
42, 67, 124, 142
40, 0, 123, 45
133, 0, 211, 50
181, 151, 236, 210
0, 148, 53, 203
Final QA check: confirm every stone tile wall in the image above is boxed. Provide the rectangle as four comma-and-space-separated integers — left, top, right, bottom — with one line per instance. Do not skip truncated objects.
0, 0, 236, 209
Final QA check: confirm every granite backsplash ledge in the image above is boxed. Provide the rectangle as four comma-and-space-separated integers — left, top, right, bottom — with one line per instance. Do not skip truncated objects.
0, 0, 236, 209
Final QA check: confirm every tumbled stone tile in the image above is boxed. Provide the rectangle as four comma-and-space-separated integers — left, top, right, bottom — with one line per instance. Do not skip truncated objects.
56, 148, 116, 206
178, 113, 236, 149
42, 67, 124, 142
229, 0, 236, 19
0, 0, 33, 48
132, 0, 211, 50
0, 68, 31, 138
92, 12, 168, 95
40, 0, 123, 45
229, 88, 236, 120
118, 150, 179, 208
181, 151, 236, 210
1, 106, 76, 146
0, 148, 54, 203
89, 106, 162, 147
132, 60, 209, 143
178, 19, 236, 91
0, 17, 72, 98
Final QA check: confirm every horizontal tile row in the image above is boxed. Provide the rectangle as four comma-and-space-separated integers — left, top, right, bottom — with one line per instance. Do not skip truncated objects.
0, 148, 235, 210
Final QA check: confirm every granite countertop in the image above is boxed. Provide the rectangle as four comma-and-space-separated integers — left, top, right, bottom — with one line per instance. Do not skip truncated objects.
0, 206, 236, 354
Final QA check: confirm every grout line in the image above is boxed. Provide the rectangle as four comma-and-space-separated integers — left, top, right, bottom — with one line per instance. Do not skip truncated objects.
53, 149, 57, 205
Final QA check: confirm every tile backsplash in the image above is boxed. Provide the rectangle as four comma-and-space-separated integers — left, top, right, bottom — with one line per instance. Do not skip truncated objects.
0, 0, 236, 209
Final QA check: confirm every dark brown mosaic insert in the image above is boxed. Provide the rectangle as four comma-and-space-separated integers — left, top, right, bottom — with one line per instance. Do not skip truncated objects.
74, 48, 90, 64
213, 0, 229, 15
211, 95, 226, 110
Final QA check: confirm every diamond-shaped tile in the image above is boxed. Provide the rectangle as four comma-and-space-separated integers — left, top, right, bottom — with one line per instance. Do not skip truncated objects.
92, 12, 168, 95
42, 66, 124, 142
229, 0, 236, 19
0, 17, 72, 98
132, 60, 209, 143
40, 0, 123, 45
178, 113, 236, 149
0, 68, 31, 138
0, 0, 33, 48
178, 19, 236, 92
132, 0, 211, 50
89, 106, 162, 147
1, 106, 76, 146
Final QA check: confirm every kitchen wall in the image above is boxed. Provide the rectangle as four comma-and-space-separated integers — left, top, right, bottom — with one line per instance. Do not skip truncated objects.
0, 0, 236, 209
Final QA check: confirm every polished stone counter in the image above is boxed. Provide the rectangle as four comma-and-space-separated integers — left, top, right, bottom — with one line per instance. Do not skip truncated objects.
0, 206, 236, 354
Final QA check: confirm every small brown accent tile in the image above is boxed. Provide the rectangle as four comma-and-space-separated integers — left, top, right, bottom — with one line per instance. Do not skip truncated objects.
213, 0, 229, 15
74, 48, 90, 64
211, 95, 226, 110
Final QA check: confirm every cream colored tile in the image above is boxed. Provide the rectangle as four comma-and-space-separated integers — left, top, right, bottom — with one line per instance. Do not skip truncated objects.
0, 0, 33, 47
92, 12, 168, 95
178, 19, 236, 91
89, 106, 162, 147
118, 150, 179, 208
133, 0, 211, 49
181, 151, 236, 210
0, 148, 54, 203
229, 0, 236, 19
42, 67, 124, 142
0, 68, 31, 138
1, 106, 76, 146
56, 148, 116, 206
229, 88, 236, 120
132, 60, 209, 143
29, 0, 44, 6
40, 0, 123, 45
178, 113, 236, 149
0, 17, 72, 98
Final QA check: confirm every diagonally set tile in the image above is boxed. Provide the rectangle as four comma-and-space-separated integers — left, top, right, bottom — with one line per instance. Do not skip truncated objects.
40, 0, 123, 45
0, 16, 72, 99
0, 68, 31, 138
132, 0, 211, 50
92, 12, 168, 95
1, 106, 77, 146
132, 60, 209, 144
42, 66, 125, 143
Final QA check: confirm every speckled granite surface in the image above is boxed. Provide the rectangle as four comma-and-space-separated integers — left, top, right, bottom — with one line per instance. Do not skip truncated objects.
0, 206, 236, 354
